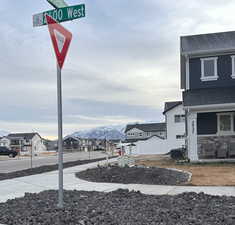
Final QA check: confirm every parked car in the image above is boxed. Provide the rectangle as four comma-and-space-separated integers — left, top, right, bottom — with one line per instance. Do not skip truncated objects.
0, 147, 18, 158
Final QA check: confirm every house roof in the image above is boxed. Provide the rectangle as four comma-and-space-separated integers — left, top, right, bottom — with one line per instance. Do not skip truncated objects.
8, 133, 40, 140
183, 87, 235, 107
181, 31, 235, 56
125, 122, 166, 133
180, 31, 235, 89
63, 136, 80, 141
163, 101, 182, 114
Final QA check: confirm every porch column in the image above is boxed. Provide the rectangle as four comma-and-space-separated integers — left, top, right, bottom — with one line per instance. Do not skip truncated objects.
187, 111, 198, 161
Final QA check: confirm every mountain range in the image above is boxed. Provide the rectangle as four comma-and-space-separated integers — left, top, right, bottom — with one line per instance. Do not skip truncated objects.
70, 125, 126, 140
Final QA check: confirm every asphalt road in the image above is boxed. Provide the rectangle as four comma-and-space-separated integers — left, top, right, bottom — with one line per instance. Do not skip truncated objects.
0, 151, 108, 173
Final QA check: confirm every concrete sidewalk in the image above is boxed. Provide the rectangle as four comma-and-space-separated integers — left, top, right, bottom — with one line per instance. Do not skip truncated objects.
0, 158, 235, 203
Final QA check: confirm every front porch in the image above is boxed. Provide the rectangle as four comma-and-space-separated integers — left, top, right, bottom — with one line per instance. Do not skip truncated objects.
187, 106, 235, 161
198, 135, 235, 159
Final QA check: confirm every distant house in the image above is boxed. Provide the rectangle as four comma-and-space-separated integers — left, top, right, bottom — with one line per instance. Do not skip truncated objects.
163, 101, 186, 150
124, 123, 166, 142
63, 136, 104, 152
43, 139, 58, 151
123, 103, 186, 155
63, 136, 81, 151
7, 133, 47, 155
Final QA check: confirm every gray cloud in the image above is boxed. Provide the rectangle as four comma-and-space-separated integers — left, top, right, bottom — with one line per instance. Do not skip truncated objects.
0, 0, 234, 137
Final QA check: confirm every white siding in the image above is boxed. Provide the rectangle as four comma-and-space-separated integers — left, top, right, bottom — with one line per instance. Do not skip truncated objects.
32, 134, 47, 154
125, 136, 168, 155
165, 104, 185, 151
0, 137, 10, 148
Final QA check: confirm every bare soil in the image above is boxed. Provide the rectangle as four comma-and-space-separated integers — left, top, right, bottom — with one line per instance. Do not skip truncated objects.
135, 155, 235, 186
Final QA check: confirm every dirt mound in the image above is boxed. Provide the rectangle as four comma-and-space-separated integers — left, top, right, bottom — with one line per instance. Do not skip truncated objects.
76, 165, 190, 185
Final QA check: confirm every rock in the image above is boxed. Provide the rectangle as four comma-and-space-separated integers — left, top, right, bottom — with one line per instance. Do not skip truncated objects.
0, 189, 234, 225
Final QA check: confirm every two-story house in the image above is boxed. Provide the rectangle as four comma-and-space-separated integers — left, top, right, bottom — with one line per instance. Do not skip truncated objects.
163, 101, 185, 150
181, 31, 235, 161
125, 122, 166, 142
8, 133, 47, 155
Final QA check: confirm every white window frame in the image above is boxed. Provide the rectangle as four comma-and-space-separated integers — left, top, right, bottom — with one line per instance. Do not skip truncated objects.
200, 57, 218, 81
231, 55, 235, 79
217, 112, 234, 135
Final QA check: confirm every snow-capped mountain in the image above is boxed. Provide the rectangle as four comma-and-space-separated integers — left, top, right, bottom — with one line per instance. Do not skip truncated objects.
0, 130, 10, 137
70, 125, 126, 140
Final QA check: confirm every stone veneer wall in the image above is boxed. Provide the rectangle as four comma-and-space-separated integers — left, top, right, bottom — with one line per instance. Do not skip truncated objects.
198, 135, 235, 159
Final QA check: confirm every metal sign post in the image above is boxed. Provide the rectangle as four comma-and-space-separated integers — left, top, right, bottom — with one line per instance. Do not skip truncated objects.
57, 63, 63, 208
47, 0, 68, 9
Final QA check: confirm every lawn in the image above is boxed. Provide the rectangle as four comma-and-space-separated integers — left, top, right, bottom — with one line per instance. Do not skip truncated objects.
135, 154, 235, 186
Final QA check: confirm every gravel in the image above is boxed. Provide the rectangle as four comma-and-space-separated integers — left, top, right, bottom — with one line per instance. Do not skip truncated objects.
0, 189, 235, 225
0, 157, 116, 181
76, 165, 190, 185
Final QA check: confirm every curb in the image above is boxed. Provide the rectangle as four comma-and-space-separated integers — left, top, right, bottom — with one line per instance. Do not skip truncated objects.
165, 167, 192, 183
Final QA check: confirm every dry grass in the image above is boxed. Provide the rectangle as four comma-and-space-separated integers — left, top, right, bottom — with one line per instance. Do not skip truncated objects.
135, 155, 235, 186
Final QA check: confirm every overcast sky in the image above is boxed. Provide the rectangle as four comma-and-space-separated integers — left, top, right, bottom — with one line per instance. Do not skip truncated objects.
1, 0, 235, 139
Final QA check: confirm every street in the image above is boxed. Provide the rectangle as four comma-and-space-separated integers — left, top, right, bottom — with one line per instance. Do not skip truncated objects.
0, 151, 107, 173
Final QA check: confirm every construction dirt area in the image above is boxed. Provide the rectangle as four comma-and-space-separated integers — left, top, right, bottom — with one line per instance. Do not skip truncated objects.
135, 155, 235, 186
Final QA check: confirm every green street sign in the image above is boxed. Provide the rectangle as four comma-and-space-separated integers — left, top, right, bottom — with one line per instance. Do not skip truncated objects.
33, 4, 85, 27
47, 0, 68, 9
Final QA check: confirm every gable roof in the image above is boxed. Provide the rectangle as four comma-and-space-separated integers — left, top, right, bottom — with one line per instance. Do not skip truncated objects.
63, 136, 80, 141
163, 101, 182, 114
180, 30, 235, 89
125, 122, 166, 133
8, 133, 40, 140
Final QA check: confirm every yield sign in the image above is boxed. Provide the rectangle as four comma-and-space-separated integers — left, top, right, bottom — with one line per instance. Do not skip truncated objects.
46, 15, 72, 69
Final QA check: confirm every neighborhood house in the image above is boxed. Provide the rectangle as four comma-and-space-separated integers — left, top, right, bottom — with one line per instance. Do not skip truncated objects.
124, 107, 186, 155
63, 136, 117, 153
6, 133, 47, 155
181, 31, 235, 161
163, 101, 185, 151
125, 122, 166, 142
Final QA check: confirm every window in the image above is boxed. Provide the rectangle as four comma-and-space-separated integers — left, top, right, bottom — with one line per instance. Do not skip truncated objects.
217, 113, 234, 134
175, 115, 185, 123
231, 56, 235, 79
200, 57, 218, 81
176, 135, 185, 139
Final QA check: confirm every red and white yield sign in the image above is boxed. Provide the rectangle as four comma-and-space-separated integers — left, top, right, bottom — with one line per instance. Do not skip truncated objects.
46, 15, 72, 69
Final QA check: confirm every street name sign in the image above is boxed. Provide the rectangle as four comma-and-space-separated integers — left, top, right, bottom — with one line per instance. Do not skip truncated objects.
47, 0, 68, 9
46, 15, 72, 69
33, 4, 85, 27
